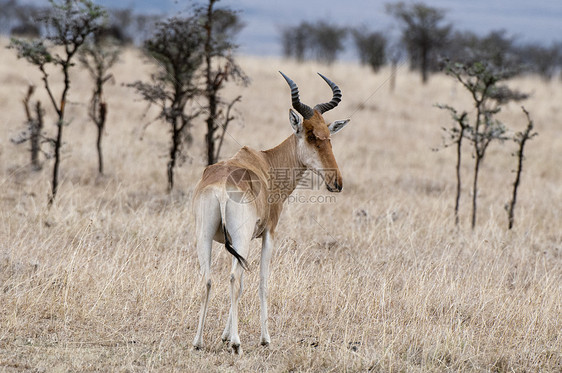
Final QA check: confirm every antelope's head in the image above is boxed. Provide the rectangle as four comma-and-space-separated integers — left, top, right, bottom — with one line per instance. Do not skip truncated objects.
280, 71, 350, 192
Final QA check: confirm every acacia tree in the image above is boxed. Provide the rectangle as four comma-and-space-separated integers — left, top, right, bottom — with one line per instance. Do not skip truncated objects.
518, 42, 562, 81
280, 20, 347, 64
9, 0, 105, 204
446, 30, 518, 69
438, 61, 529, 229
130, 16, 204, 191
507, 107, 537, 230
280, 23, 312, 62
352, 28, 387, 72
434, 104, 467, 226
386, 1, 451, 84
200, 0, 247, 165
79, 33, 120, 175
310, 21, 348, 64
11, 84, 45, 171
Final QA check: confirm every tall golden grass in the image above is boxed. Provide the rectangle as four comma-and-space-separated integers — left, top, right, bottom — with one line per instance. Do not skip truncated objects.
1, 38, 561, 371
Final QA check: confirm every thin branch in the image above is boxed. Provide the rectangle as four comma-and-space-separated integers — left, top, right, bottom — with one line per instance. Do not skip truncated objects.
214, 95, 241, 162
39, 64, 61, 116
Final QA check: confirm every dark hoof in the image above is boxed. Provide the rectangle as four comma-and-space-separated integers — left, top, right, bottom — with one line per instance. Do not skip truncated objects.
230, 343, 243, 355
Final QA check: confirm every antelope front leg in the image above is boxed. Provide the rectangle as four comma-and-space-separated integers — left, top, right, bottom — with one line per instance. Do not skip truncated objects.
259, 230, 273, 346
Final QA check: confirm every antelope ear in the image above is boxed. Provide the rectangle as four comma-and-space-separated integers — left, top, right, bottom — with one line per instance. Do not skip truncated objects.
328, 119, 350, 135
289, 109, 303, 134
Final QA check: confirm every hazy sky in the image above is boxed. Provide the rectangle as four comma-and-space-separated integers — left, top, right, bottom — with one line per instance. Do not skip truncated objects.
19, 0, 562, 56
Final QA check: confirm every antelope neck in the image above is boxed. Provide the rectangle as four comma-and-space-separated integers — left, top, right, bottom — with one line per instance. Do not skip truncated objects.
262, 134, 307, 199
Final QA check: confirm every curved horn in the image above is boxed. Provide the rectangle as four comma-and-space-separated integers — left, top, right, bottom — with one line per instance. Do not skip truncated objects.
314, 73, 342, 114
279, 71, 314, 120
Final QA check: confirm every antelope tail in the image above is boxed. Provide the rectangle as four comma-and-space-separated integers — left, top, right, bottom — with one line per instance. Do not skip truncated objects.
218, 190, 249, 271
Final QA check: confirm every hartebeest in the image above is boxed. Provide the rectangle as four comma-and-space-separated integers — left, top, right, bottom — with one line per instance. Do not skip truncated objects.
192, 71, 350, 354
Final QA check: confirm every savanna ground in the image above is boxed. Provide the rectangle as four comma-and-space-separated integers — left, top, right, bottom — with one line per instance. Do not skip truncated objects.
0, 37, 561, 371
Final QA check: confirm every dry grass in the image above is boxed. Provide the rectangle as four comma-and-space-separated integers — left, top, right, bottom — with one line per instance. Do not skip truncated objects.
1, 38, 561, 372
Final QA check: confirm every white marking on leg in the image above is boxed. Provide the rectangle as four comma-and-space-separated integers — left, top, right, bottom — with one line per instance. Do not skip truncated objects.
221, 307, 232, 343
192, 193, 220, 350
228, 265, 244, 355
223, 202, 254, 354
193, 274, 211, 349
259, 230, 273, 346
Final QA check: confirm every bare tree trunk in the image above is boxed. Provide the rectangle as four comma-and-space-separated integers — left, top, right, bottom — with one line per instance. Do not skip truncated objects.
203, 0, 223, 166
508, 107, 535, 230
23, 85, 43, 171
507, 150, 523, 230
31, 101, 44, 171
471, 155, 482, 230
454, 123, 465, 226
206, 93, 217, 165
49, 117, 63, 205
390, 60, 397, 93
96, 101, 106, 175
167, 117, 180, 192
421, 46, 429, 84
48, 64, 71, 206
204, 0, 216, 166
